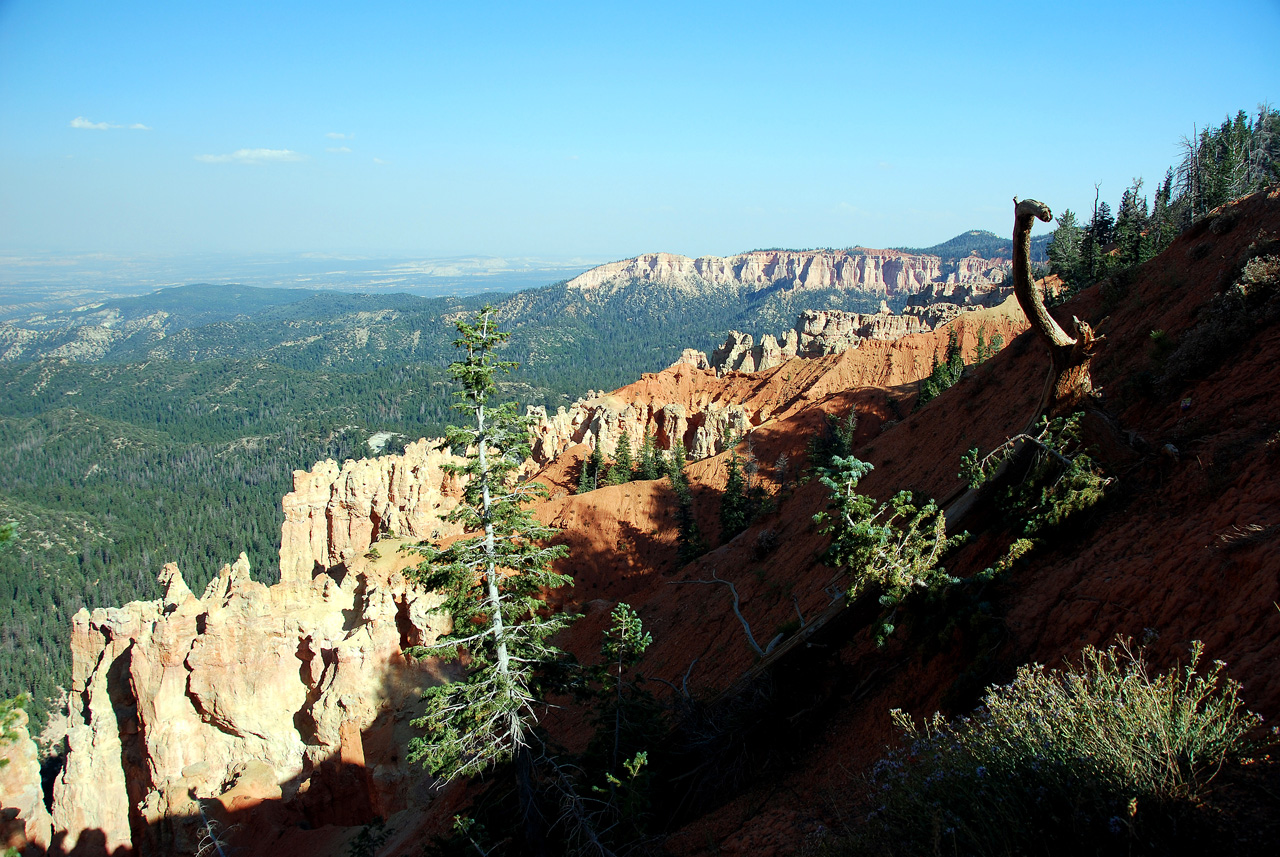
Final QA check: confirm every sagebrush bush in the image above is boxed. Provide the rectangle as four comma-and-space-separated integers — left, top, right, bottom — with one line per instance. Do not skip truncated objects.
825, 641, 1263, 856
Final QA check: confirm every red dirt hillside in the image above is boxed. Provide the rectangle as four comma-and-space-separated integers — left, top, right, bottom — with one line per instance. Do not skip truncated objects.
510, 189, 1280, 855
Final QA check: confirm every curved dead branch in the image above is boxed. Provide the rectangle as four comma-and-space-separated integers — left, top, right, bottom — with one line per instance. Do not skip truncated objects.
1013, 197, 1102, 419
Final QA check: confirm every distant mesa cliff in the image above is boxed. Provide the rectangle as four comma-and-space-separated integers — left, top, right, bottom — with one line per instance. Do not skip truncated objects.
564, 248, 1011, 297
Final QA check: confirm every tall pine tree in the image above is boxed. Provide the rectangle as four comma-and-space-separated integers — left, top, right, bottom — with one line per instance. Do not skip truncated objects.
407, 306, 572, 848
636, 431, 662, 481
608, 430, 635, 485
720, 452, 750, 543
1047, 208, 1083, 288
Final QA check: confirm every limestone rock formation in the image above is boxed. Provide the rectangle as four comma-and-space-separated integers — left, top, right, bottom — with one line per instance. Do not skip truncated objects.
526, 371, 760, 466
711, 331, 757, 372
565, 248, 1009, 298
906, 278, 1012, 307
711, 330, 800, 374
46, 554, 448, 854
945, 252, 1012, 284
0, 707, 52, 853
280, 438, 466, 583
672, 348, 711, 370
793, 308, 931, 356
707, 306, 946, 373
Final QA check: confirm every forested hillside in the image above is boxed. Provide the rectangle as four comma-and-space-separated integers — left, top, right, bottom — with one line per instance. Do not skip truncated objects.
898, 229, 1052, 261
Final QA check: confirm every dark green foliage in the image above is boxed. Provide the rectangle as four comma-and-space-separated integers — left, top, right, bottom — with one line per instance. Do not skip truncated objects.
406, 307, 573, 780
1158, 248, 1280, 393
826, 642, 1262, 857
1178, 107, 1280, 224
718, 448, 772, 545
557, 603, 662, 853
425, 604, 664, 857
345, 817, 392, 857
1148, 328, 1174, 360
972, 325, 1003, 363
1047, 208, 1084, 289
814, 456, 960, 644
960, 412, 1111, 542
665, 440, 688, 480
806, 407, 859, 469
577, 443, 605, 494
719, 452, 751, 542
1113, 178, 1151, 268
636, 431, 662, 481
607, 430, 635, 485
915, 328, 965, 410
666, 444, 706, 565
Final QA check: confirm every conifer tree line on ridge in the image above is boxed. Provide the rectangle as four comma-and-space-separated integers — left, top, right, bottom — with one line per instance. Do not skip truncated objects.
1047, 106, 1279, 291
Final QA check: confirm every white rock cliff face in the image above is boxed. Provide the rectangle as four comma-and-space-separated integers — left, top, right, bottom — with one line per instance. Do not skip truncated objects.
39, 443, 465, 855
0, 707, 52, 852
280, 438, 466, 583
565, 249, 1010, 297
48, 553, 449, 854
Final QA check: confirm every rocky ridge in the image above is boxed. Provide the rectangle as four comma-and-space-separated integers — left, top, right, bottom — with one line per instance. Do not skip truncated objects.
565, 248, 1010, 298
21, 439, 477, 855
527, 297, 1028, 464
43, 548, 448, 854
279, 438, 466, 583
704, 303, 976, 373
0, 708, 52, 853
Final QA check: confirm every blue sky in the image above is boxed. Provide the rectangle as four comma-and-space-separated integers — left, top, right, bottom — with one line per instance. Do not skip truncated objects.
1, 0, 1277, 261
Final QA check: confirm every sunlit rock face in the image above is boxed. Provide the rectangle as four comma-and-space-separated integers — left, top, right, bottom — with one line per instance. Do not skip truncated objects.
47, 539, 451, 852
0, 706, 52, 852
565, 248, 1008, 298
280, 438, 466, 583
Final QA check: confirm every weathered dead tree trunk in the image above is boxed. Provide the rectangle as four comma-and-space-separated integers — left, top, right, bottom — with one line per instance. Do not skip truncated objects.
1013, 198, 1101, 419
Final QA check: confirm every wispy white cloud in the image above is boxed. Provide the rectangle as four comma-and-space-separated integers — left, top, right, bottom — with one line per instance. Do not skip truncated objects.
326, 132, 351, 139
70, 116, 151, 130
326, 146, 352, 154
70, 117, 115, 130
195, 148, 305, 164
372, 157, 388, 165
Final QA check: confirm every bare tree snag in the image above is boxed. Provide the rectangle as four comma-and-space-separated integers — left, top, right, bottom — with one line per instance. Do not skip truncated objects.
1013, 197, 1101, 419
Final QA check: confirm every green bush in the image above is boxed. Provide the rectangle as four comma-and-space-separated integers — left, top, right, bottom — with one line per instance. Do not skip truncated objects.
827, 641, 1263, 856
959, 412, 1110, 541
814, 456, 961, 644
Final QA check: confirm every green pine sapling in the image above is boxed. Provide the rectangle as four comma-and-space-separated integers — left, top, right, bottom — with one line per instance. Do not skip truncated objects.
814, 456, 961, 644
